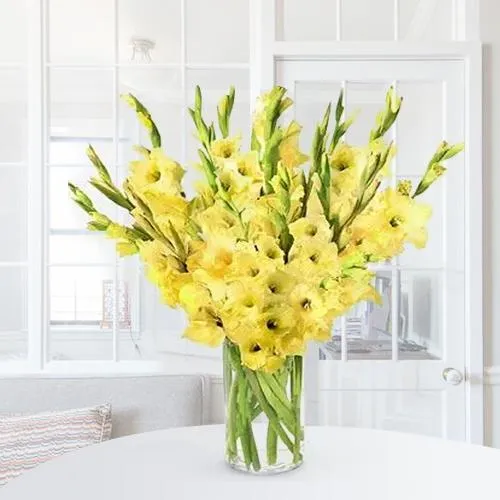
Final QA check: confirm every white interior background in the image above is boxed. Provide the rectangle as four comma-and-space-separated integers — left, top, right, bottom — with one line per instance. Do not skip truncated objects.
0, 0, 497, 444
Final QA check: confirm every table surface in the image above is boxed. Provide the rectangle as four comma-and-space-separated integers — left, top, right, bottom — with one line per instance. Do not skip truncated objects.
3, 425, 500, 499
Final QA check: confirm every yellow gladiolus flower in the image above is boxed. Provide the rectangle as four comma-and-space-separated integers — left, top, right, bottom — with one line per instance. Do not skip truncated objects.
279, 121, 309, 170
254, 235, 284, 263
184, 307, 225, 347
129, 148, 184, 196
258, 305, 296, 337
289, 214, 332, 244
178, 282, 213, 316
288, 239, 340, 280
349, 188, 432, 260
210, 136, 241, 159
290, 284, 327, 321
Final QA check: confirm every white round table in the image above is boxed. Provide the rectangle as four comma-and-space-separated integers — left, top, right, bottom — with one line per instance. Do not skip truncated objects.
3, 425, 500, 499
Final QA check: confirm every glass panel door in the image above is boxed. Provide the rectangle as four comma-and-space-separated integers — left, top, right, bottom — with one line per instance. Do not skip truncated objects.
276, 58, 466, 440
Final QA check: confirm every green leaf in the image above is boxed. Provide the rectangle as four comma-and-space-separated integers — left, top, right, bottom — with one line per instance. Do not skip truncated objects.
198, 149, 218, 193
68, 182, 95, 214
335, 89, 344, 122
86, 145, 112, 184
89, 178, 134, 211
121, 93, 161, 148
442, 142, 465, 160
167, 220, 186, 260
194, 85, 202, 112
320, 102, 332, 135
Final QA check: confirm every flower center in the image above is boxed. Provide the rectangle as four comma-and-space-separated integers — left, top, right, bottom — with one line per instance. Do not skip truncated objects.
306, 225, 318, 236
250, 343, 261, 353
266, 319, 278, 330
249, 267, 260, 277
390, 216, 403, 227
266, 249, 280, 259
243, 298, 255, 308
301, 298, 312, 310
147, 169, 161, 183
309, 253, 319, 263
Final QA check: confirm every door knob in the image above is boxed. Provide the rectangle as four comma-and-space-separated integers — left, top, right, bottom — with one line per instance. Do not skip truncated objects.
442, 368, 463, 385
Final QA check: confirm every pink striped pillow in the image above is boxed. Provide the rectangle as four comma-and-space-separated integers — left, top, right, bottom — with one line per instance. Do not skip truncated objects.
0, 404, 112, 486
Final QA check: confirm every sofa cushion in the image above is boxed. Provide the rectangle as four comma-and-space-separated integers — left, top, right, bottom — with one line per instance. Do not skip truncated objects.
0, 374, 209, 438
0, 404, 112, 485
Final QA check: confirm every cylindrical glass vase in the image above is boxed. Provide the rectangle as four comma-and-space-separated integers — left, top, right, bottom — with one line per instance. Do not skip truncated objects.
223, 340, 304, 475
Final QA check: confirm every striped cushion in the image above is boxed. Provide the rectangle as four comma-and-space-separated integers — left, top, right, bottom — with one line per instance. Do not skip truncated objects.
0, 404, 112, 486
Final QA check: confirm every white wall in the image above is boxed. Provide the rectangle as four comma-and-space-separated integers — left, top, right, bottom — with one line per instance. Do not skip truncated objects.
480, 0, 500, 447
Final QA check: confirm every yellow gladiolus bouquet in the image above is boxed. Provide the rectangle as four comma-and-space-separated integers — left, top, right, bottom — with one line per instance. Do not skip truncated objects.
69, 86, 463, 474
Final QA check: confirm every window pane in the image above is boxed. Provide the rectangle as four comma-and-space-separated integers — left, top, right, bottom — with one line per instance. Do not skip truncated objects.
0, 167, 27, 261
49, 166, 120, 230
118, 0, 181, 64
399, 271, 443, 360
48, 0, 114, 63
319, 390, 443, 437
50, 266, 119, 325
277, 0, 338, 41
0, 267, 27, 332
49, 69, 114, 165
49, 266, 115, 360
0, 267, 27, 360
186, 0, 249, 63
49, 235, 116, 265
399, 0, 453, 41
345, 81, 391, 144
119, 68, 183, 164
341, 0, 394, 41
396, 81, 443, 175
0, 69, 27, 163
0, 0, 27, 63
319, 270, 443, 361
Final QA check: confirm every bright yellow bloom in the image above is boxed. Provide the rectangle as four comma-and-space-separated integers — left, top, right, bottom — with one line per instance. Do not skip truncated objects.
288, 239, 340, 281
210, 136, 240, 159
279, 121, 308, 170
254, 235, 284, 264
239, 334, 285, 373
195, 201, 242, 238
348, 188, 432, 260
129, 148, 184, 196
289, 214, 332, 244
183, 306, 225, 347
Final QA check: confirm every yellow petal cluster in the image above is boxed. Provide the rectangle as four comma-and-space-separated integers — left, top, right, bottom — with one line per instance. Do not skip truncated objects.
71, 86, 461, 373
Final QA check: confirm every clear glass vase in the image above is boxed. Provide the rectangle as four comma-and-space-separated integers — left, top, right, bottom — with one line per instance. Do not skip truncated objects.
223, 340, 304, 475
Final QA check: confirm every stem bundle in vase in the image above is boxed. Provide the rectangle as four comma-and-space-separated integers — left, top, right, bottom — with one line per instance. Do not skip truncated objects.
69, 85, 463, 474
224, 340, 303, 472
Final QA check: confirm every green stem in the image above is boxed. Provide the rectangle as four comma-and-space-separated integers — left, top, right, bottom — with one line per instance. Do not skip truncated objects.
248, 421, 261, 472
237, 376, 253, 469
266, 424, 278, 465
226, 369, 239, 460
291, 356, 303, 464
244, 368, 295, 454
256, 372, 296, 434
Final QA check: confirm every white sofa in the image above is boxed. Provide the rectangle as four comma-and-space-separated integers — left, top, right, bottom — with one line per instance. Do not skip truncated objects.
0, 374, 222, 438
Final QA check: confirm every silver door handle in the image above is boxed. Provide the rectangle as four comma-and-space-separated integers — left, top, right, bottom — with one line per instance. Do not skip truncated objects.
442, 368, 463, 385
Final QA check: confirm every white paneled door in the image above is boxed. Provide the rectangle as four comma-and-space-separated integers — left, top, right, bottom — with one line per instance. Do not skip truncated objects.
276, 57, 470, 441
